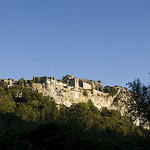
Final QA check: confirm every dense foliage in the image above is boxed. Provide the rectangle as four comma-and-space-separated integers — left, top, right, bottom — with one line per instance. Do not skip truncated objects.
0, 81, 149, 149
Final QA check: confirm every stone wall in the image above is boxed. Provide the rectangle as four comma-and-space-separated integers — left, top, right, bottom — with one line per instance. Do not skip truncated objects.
40, 76, 56, 84
40, 76, 48, 83
82, 82, 91, 89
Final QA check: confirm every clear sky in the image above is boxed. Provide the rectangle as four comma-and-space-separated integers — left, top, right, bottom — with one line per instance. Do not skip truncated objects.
0, 0, 150, 87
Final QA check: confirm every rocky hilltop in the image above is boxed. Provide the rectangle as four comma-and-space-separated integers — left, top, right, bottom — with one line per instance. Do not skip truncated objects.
29, 75, 140, 126
0, 75, 149, 129
30, 76, 126, 112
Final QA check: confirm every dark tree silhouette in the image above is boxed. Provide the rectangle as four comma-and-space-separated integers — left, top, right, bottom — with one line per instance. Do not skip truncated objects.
127, 78, 150, 124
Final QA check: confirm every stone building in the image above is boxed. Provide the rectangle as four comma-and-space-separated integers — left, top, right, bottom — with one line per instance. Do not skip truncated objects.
79, 80, 91, 89
63, 75, 101, 90
91, 81, 103, 92
0, 78, 17, 87
82, 78, 103, 92
40, 76, 56, 84
63, 75, 79, 89
40, 76, 49, 83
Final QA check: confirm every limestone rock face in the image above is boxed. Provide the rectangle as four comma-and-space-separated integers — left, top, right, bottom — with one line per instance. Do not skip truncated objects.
31, 81, 125, 111
29, 76, 149, 129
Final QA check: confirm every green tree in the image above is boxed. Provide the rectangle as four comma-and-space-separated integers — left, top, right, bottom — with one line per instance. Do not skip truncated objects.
83, 90, 88, 96
0, 87, 6, 97
99, 86, 103, 92
18, 78, 26, 85
35, 76, 41, 83
33, 76, 35, 83
0, 81, 8, 91
66, 103, 96, 130
7, 85, 23, 102
0, 95, 16, 114
127, 78, 150, 122
27, 80, 33, 85
16, 103, 39, 121
40, 100, 58, 122
98, 80, 101, 83
87, 99, 100, 114
109, 87, 116, 96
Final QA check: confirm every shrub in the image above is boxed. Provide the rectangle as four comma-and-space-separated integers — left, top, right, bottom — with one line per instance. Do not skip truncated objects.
0, 95, 16, 114
109, 87, 116, 97
98, 80, 102, 83
101, 107, 110, 116
27, 80, 33, 85
83, 90, 88, 96
87, 99, 100, 115
18, 78, 26, 85
0, 81, 8, 91
97, 93, 100, 96
99, 86, 103, 92
0, 87, 6, 97
35, 76, 41, 83
113, 97, 119, 103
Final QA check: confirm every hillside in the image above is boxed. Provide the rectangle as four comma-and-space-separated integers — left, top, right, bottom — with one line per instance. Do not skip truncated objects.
2, 75, 148, 128
0, 75, 150, 149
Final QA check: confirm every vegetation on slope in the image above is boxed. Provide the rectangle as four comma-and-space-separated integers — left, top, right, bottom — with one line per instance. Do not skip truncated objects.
0, 80, 149, 149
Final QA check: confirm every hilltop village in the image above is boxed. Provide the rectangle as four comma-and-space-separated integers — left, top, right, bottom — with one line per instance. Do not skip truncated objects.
40, 75, 103, 91
0, 75, 149, 129
0, 75, 111, 95
0, 75, 126, 110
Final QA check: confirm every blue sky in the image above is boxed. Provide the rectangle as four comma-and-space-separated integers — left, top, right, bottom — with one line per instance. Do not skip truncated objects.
0, 0, 150, 87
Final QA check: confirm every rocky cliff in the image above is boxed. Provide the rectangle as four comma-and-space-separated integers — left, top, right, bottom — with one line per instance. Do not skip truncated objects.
30, 76, 129, 117
3, 75, 146, 129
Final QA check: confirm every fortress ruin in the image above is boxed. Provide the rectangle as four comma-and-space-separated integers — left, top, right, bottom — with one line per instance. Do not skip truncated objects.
0, 75, 103, 92
63, 75, 103, 91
